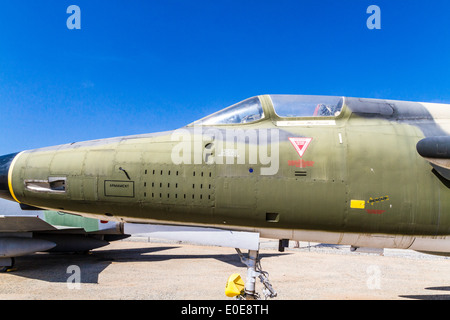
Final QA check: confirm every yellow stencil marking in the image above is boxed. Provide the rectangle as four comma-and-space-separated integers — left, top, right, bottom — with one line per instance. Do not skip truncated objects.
350, 200, 365, 209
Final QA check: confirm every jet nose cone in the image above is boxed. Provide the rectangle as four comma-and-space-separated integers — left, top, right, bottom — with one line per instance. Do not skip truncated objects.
0, 153, 19, 202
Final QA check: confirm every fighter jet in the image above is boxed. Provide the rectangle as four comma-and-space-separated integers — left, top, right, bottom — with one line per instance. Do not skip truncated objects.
0, 198, 129, 272
1, 94, 450, 299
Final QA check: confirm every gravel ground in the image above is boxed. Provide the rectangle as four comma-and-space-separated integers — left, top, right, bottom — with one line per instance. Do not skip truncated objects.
1, 237, 450, 300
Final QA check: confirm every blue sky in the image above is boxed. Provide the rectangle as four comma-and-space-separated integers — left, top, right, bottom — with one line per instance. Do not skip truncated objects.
1, 0, 450, 154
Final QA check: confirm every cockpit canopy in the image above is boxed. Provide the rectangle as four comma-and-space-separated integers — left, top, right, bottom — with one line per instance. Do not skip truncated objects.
271, 95, 343, 118
191, 95, 344, 126
192, 97, 264, 125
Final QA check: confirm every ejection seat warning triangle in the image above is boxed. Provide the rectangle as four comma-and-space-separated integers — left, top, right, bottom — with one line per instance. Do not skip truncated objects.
289, 138, 312, 158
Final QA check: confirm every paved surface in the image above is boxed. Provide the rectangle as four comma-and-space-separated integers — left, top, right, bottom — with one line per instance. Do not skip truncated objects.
1, 238, 450, 300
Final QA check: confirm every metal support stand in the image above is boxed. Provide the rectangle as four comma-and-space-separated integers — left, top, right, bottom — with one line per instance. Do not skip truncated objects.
235, 248, 277, 300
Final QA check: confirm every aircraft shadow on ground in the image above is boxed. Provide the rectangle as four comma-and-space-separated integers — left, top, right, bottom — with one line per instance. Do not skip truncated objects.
11, 245, 285, 284
399, 286, 450, 300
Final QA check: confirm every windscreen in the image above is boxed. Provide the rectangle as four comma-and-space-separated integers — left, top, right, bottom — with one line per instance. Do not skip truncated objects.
192, 97, 264, 125
270, 95, 343, 118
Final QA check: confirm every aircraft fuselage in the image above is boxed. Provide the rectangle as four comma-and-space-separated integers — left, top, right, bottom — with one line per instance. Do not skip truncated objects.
2, 95, 450, 253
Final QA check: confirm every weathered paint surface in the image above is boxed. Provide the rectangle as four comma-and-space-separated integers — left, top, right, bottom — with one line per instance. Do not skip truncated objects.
5, 95, 450, 247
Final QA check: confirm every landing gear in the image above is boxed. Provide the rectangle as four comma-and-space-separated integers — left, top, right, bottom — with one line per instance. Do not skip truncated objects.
234, 249, 277, 300
0, 257, 15, 272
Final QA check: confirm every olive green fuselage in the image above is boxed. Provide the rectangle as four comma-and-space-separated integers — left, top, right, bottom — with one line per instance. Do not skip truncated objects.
8, 96, 450, 239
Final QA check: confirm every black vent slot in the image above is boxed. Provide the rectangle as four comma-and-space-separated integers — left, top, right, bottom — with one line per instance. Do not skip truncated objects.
294, 171, 307, 177
266, 212, 279, 223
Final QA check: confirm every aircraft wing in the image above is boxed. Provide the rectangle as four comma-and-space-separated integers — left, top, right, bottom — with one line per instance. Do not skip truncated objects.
0, 199, 129, 270
0, 215, 58, 232
0, 198, 123, 235
417, 136, 450, 180
0, 215, 89, 234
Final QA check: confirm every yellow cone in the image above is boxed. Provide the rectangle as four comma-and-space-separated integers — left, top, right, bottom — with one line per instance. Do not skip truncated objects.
225, 273, 245, 297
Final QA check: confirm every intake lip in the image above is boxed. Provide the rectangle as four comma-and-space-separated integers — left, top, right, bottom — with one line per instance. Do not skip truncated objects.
0, 152, 19, 202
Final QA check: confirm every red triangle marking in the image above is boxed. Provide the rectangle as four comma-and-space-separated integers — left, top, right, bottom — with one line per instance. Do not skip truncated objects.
288, 137, 312, 158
